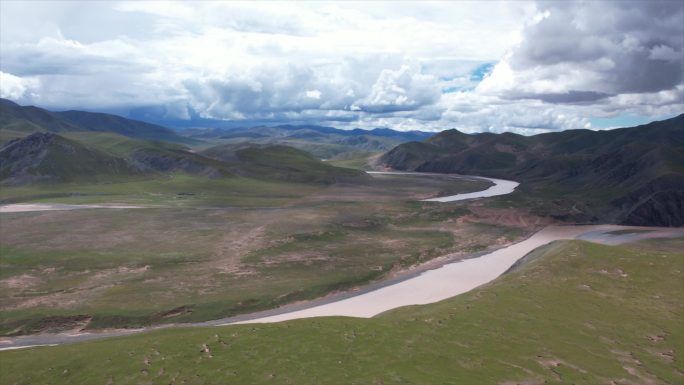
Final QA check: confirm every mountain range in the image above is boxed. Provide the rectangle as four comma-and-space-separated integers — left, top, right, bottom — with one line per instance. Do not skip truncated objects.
0, 98, 430, 161
180, 124, 432, 160
0, 98, 189, 144
1, 98, 681, 226
379, 114, 684, 226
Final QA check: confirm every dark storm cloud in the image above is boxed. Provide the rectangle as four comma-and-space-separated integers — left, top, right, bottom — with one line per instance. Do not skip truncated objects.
509, 0, 684, 95
511, 91, 612, 104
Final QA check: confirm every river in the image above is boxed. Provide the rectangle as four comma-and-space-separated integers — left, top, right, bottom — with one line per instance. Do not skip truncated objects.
1, 172, 681, 350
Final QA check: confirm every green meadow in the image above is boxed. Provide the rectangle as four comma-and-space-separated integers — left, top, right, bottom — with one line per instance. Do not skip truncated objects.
2, 238, 681, 384
1, 173, 507, 335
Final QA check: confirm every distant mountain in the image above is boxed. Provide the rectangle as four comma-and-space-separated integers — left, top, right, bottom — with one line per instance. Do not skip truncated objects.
379, 115, 684, 226
271, 125, 432, 141
0, 99, 191, 144
0, 131, 365, 186
180, 124, 432, 160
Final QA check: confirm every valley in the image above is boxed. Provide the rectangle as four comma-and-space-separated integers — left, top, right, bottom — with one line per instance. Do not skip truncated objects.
0, 102, 681, 384
0, 169, 518, 337
2, 2, 683, 383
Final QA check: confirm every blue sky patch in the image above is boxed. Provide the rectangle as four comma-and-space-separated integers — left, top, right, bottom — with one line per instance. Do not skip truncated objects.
470, 63, 495, 81
590, 113, 674, 129
442, 86, 474, 93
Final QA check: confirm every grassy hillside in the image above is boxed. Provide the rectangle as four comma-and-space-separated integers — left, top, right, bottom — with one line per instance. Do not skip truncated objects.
0, 132, 228, 185
2, 237, 681, 384
0, 130, 372, 187
0, 98, 190, 144
379, 115, 684, 226
0, 133, 139, 185
202, 144, 368, 183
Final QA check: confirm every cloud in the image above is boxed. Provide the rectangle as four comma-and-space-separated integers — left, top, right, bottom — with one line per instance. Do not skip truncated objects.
306, 90, 322, 100
478, 1, 684, 101
0, 1, 680, 133
354, 63, 441, 113
0, 71, 40, 101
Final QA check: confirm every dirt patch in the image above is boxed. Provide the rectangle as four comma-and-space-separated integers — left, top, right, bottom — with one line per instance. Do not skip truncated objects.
2, 278, 117, 311
211, 225, 266, 274
158, 305, 194, 319
536, 357, 588, 382
0, 274, 41, 290
498, 360, 545, 385
609, 349, 662, 385
92, 265, 151, 280
31, 315, 92, 334
466, 206, 552, 227
597, 268, 630, 278
259, 251, 333, 267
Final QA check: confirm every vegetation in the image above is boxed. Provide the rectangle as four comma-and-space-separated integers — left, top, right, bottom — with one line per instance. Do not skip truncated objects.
182, 124, 431, 160
380, 114, 684, 226
0, 172, 497, 335
0, 131, 371, 188
2, 238, 681, 384
202, 144, 367, 183
0, 102, 503, 336
3, 97, 680, 385
0, 98, 190, 144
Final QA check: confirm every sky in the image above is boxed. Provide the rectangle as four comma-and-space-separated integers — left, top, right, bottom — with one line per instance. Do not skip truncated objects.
1, 0, 682, 133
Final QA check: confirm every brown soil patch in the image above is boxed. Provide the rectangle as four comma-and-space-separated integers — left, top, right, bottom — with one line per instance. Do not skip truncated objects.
610, 349, 662, 385
259, 251, 333, 266
0, 274, 41, 290
466, 207, 552, 227
159, 305, 194, 319
34, 315, 92, 334
211, 225, 266, 274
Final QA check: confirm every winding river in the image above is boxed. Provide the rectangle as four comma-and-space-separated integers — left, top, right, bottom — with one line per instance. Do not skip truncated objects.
367, 171, 520, 202
1, 172, 682, 350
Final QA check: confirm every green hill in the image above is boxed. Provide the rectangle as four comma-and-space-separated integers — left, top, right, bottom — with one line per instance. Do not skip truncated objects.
0, 132, 228, 185
2, 237, 681, 384
0, 132, 139, 185
202, 143, 368, 184
0, 131, 368, 187
379, 115, 684, 226
0, 98, 190, 144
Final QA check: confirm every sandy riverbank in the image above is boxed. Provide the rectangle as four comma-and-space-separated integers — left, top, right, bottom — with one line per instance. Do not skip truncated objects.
0, 203, 142, 213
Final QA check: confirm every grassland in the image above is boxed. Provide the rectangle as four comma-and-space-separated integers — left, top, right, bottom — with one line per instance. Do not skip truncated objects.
1, 237, 681, 384
0, 173, 517, 335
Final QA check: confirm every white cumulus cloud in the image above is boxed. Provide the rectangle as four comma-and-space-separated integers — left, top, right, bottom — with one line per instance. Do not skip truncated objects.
0, 0, 680, 133
0, 71, 40, 101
